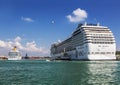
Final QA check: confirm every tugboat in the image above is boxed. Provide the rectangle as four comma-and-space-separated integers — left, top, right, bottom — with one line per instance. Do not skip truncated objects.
8, 46, 22, 60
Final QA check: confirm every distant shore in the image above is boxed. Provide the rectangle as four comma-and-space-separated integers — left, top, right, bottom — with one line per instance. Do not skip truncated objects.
0, 56, 51, 60
0, 55, 120, 61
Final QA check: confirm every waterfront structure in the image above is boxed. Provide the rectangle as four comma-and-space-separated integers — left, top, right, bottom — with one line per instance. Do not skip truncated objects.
51, 23, 116, 60
8, 46, 22, 60
0, 56, 7, 60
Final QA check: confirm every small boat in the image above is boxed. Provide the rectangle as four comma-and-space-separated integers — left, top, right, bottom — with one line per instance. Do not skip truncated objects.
46, 59, 50, 61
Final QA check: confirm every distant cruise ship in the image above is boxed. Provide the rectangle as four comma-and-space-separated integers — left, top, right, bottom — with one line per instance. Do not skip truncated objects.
8, 46, 22, 60
51, 23, 116, 60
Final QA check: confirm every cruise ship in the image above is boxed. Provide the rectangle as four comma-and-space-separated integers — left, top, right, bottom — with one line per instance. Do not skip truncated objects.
51, 23, 116, 60
8, 46, 22, 60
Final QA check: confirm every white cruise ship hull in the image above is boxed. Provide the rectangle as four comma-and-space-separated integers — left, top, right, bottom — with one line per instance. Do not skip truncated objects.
51, 44, 116, 60
86, 55, 116, 60
8, 57, 22, 60
51, 52, 116, 60
51, 23, 116, 60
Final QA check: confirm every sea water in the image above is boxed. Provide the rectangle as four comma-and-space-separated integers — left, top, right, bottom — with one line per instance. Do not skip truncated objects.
0, 60, 120, 85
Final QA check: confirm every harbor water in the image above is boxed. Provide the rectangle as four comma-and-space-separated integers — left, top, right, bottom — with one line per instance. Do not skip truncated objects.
0, 60, 120, 85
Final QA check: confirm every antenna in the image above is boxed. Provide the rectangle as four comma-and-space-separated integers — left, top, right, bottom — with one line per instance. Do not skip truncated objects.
84, 22, 87, 26
97, 22, 100, 26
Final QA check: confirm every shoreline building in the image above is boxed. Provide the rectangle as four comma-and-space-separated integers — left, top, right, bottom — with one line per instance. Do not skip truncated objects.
51, 23, 116, 60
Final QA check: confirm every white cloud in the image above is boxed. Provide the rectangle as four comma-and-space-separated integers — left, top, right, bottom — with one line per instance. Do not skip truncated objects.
21, 16, 34, 22
0, 40, 13, 49
66, 8, 87, 23
25, 41, 40, 52
14, 36, 21, 42
0, 40, 7, 47
51, 20, 55, 24
0, 36, 49, 56
57, 39, 61, 43
25, 41, 48, 54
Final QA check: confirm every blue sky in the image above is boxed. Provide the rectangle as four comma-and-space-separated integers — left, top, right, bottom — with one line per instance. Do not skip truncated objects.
0, 0, 120, 56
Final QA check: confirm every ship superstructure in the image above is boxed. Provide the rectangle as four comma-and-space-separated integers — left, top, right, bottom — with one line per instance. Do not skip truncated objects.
51, 23, 116, 60
8, 46, 22, 60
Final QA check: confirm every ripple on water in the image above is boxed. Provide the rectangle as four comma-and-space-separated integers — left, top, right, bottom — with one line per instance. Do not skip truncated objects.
0, 60, 120, 85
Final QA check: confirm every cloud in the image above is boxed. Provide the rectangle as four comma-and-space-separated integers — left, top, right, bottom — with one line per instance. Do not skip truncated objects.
14, 36, 21, 42
21, 16, 34, 22
51, 20, 55, 24
0, 36, 49, 56
66, 8, 87, 23
57, 39, 61, 43
0, 40, 7, 47
0, 40, 13, 48
24, 41, 49, 54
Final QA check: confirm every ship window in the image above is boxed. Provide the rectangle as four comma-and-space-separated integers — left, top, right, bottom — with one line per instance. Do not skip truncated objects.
107, 52, 111, 54
101, 52, 105, 54
79, 52, 82, 56
88, 52, 90, 54
95, 52, 99, 54
112, 52, 114, 54
9, 52, 18, 56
